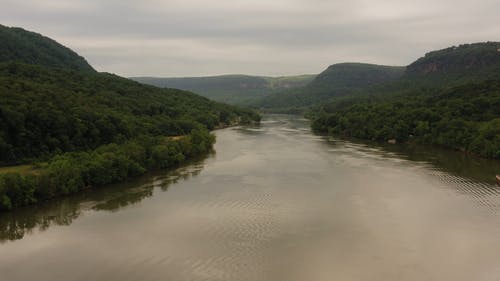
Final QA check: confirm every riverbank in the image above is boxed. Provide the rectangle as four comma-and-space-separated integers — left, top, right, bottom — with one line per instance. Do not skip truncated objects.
2, 114, 499, 281
0, 128, 215, 211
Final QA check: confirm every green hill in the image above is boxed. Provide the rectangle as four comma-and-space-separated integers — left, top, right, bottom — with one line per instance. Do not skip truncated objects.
406, 42, 500, 77
0, 25, 94, 72
254, 63, 405, 112
310, 63, 405, 90
312, 42, 500, 159
0, 25, 259, 211
131, 74, 315, 105
0, 63, 258, 164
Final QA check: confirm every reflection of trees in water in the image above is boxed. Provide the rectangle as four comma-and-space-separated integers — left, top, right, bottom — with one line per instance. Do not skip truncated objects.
0, 200, 82, 242
379, 143, 500, 185
93, 163, 206, 212
0, 158, 208, 243
327, 137, 500, 185
326, 137, 500, 215
93, 187, 154, 212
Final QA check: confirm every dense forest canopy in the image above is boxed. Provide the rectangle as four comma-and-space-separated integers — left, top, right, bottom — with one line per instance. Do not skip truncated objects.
252, 63, 405, 112
312, 42, 500, 159
0, 25, 260, 210
0, 24, 94, 72
407, 42, 500, 76
308, 63, 405, 90
0, 62, 259, 164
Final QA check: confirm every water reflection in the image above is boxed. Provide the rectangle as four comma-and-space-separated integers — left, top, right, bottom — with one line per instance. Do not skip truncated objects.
323, 137, 500, 216
2, 117, 497, 244
1, 115, 500, 281
324, 136, 500, 186
0, 201, 81, 242
381, 142, 500, 185
0, 157, 209, 243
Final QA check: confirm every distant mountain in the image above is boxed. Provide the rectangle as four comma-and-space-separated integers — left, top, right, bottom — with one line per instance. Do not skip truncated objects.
406, 42, 500, 77
254, 63, 405, 112
131, 74, 316, 105
310, 63, 405, 90
255, 43, 500, 113
0, 25, 260, 210
0, 24, 95, 72
0, 25, 258, 164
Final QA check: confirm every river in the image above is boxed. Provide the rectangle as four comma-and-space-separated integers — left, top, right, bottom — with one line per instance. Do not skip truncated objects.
1, 115, 500, 281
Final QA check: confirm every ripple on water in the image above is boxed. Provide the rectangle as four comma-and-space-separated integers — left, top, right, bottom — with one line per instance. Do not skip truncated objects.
2, 115, 500, 281
129, 183, 289, 281
428, 168, 500, 215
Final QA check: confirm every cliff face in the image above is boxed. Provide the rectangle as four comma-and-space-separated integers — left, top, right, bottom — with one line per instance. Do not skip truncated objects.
406, 42, 500, 76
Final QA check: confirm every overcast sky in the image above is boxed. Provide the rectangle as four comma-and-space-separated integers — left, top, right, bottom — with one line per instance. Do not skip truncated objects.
2, 0, 499, 77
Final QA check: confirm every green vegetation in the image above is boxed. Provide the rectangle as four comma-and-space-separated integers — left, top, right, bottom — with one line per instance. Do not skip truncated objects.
0, 129, 214, 211
0, 25, 260, 211
0, 62, 258, 165
132, 74, 316, 105
0, 24, 94, 72
407, 42, 500, 77
312, 43, 500, 159
0, 165, 42, 176
0, 154, 206, 242
253, 63, 405, 112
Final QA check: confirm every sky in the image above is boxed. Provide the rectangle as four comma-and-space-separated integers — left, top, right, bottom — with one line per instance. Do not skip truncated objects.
2, 0, 499, 77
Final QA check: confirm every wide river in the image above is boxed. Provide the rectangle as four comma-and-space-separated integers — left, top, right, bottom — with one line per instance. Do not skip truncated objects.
1, 115, 500, 281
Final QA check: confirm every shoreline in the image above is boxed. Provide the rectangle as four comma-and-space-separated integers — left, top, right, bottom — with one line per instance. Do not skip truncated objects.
0, 119, 260, 212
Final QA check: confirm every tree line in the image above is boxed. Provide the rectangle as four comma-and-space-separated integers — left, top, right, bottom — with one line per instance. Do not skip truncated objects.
0, 62, 259, 165
312, 79, 500, 159
0, 128, 215, 210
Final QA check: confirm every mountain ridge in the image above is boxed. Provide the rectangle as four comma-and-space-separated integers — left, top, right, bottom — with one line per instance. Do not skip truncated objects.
0, 25, 259, 211
406, 42, 500, 76
131, 74, 316, 105
311, 42, 500, 159
0, 24, 95, 72
253, 63, 405, 112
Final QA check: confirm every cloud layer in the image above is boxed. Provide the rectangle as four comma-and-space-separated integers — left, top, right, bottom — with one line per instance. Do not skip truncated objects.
2, 0, 499, 76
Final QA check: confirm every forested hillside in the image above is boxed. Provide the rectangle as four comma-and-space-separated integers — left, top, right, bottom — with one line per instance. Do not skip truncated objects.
0, 24, 94, 72
0, 63, 258, 164
132, 74, 315, 105
312, 42, 500, 159
406, 42, 500, 77
254, 63, 405, 112
0, 25, 259, 211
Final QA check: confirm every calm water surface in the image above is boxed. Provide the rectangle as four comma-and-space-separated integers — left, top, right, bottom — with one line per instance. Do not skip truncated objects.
1, 115, 500, 281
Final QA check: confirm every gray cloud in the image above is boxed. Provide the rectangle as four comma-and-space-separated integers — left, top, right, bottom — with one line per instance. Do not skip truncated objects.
2, 0, 499, 76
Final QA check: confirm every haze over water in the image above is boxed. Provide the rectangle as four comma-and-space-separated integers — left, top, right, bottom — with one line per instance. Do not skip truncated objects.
1, 115, 500, 281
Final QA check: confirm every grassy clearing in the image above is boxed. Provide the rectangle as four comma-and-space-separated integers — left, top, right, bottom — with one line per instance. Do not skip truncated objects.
167, 136, 186, 141
0, 164, 44, 175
